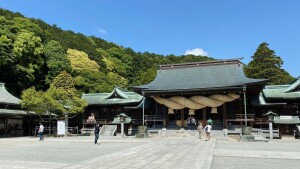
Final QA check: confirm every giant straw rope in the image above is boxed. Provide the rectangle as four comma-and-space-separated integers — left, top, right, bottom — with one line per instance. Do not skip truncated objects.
151, 93, 240, 114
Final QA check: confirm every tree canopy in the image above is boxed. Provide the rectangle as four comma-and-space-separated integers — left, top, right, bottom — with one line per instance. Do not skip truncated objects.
0, 8, 295, 100
245, 42, 294, 85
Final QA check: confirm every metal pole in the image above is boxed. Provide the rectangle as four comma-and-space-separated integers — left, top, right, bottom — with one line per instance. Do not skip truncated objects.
243, 86, 247, 126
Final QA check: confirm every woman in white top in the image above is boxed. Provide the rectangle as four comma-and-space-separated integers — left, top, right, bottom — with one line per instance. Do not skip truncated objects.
204, 124, 212, 141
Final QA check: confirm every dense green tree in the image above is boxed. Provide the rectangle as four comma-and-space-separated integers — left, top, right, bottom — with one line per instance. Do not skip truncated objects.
74, 69, 112, 93
12, 17, 43, 37
21, 86, 87, 121
245, 42, 294, 84
12, 31, 44, 88
67, 48, 100, 71
102, 56, 127, 76
0, 8, 297, 97
52, 71, 75, 94
44, 40, 71, 84
131, 67, 158, 86
108, 72, 128, 89
0, 35, 15, 66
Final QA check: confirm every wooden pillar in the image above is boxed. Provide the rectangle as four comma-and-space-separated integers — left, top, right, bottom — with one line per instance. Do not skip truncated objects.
181, 109, 184, 128
163, 107, 167, 129
223, 103, 228, 129
203, 108, 207, 126
239, 99, 243, 127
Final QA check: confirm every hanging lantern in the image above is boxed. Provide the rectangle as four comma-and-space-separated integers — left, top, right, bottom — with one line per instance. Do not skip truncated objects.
189, 109, 195, 115
168, 108, 174, 114
211, 107, 218, 114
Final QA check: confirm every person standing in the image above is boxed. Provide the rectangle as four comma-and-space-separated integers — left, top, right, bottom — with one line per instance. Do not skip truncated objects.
187, 116, 191, 130
207, 118, 213, 126
191, 116, 196, 130
94, 123, 100, 144
38, 123, 44, 141
204, 123, 212, 141
197, 123, 204, 139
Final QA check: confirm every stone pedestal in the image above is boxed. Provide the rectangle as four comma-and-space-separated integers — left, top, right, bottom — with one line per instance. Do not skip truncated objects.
240, 135, 255, 141
135, 125, 148, 138
240, 126, 254, 141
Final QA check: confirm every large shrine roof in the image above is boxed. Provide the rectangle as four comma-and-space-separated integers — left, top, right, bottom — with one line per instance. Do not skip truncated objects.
0, 83, 20, 105
81, 86, 143, 106
132, 58, 268, 94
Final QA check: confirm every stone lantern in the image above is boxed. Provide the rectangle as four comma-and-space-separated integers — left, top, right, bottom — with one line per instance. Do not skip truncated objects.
264, 110, 278, 142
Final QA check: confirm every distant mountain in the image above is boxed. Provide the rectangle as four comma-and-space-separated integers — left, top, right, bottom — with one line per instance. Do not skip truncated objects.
0, 8, 214, 96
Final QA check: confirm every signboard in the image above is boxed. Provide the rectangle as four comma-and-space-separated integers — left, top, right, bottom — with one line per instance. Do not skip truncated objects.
57, 120, 65, 135
274, 116, 300, 124
280, 116, 292, 120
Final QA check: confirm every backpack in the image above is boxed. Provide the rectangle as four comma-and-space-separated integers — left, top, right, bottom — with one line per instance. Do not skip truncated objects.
205, 126, 208, 132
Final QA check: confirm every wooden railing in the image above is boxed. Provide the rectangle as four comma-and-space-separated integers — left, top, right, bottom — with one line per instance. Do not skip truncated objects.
255, 118, 268, 124
144, 115, 163, 122
226, 114, 255, 122
82, 119, 108, 125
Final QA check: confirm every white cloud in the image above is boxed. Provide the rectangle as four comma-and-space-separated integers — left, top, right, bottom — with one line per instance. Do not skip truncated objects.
185, 48, 208, 56
97, 28, 107, 34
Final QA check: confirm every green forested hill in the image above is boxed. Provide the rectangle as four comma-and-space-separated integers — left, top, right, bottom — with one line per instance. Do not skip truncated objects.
0, 8, 214, 97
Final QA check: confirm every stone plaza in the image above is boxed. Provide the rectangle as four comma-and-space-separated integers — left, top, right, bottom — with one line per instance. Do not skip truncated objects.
1, 131, 300, 169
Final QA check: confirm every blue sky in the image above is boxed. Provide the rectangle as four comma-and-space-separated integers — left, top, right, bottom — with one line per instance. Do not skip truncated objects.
1, 0, 299, 77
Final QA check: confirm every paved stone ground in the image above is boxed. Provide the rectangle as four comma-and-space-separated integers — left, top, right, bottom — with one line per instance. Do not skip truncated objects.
0, 131, 300, 169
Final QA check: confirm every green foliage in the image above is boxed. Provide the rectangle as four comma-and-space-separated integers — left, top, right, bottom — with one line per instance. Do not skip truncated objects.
67, 48, 100, 71
131, 67, 158, 86
0, 8, 296, 98
12, 31, 44, 87
44, 40, 71, 84
73, 69, 112, 93
102, 56, 126, 76
52, 71, 75, 94
108, 72, 128, 89
21, 86, 87, 119
245, 42, 294, 85
0, 35, 15, 66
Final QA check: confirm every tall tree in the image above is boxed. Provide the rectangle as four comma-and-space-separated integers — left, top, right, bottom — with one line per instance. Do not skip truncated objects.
44, 40, 71, 84
13, 31, 44, 88
245, 42, 294, 84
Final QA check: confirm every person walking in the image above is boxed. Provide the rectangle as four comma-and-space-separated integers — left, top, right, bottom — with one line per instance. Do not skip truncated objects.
38, 123, 44, 141
204, 123, 212, 141
197, 123, 204, 139
94, 123, 100, 144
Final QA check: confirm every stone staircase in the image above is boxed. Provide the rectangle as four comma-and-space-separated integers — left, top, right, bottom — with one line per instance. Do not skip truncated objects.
167, 120, 180, 130
100, 125, 117, 136
158, 129, 198, 137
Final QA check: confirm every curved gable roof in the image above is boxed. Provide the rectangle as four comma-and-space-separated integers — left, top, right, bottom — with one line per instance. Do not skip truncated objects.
263, 77, 300, 101
82, 86, 143, 106
0, 83, 20, 105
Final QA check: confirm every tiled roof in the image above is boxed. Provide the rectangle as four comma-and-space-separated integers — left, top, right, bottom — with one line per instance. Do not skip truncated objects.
0, 83, 20, 105
81, 86, 143, 106
263, 77, 300, 101
0, 109, 35, 115
132, 59, 268, 94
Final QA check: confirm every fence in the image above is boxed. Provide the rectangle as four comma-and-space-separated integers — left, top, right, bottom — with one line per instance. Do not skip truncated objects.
34, 126, 79, 137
